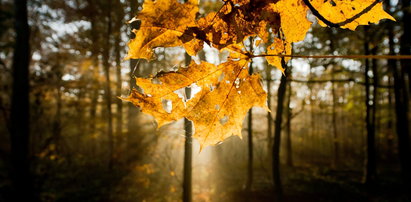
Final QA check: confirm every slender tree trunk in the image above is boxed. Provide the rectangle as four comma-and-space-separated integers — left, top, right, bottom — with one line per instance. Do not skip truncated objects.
266, 65, 273, 153
114, 0, 124, 162
88, 1, 100, 158
127, 0, 141, 164
183, 52, 192, 202
363, 30, 377, 184
272, 59, 288, 201
395, 0, 411, 184
245, 38, 254, 192
309, 66, 315, 162
285, 66, 293, 167
331, 66, 339, 168
103, 0, 114, 170
10, 0, 37, 201
386, 3, 396, 158
402, 0, 411, 93
53, 71, 63, 155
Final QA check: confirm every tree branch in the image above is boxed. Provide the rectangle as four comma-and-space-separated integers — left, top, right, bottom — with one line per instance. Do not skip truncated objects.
302, 0, 383, 28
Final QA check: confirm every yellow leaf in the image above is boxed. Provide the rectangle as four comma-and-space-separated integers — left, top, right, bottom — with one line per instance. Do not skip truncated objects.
122, 61, 219, 127
125, 0, 201, 60
185, 61, 269, 148
268, 0, 312, 43
123, 60, 269, 148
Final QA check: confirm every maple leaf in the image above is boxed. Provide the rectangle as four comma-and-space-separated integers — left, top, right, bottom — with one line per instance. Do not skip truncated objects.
195, 1, 279, 49
123, 60, 269, 148
123, 61, 220, 127
267, 0, 312, 43
125, 0, 202, 60
123, 0, 395, 149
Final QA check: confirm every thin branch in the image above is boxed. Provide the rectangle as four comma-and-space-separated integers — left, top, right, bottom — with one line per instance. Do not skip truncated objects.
289, 78, 393, 88
253, 54, 411, 60
302, 0, 383, 28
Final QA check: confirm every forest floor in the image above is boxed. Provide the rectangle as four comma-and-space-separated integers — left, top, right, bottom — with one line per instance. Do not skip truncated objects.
227, 166, 411, 202
1, 162, 410, 202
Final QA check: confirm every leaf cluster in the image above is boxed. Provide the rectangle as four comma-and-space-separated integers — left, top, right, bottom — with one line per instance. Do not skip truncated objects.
123, 0, 394, 148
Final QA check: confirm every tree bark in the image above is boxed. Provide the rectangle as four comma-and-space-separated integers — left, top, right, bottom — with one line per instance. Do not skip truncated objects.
114, 0, 124, 162
395, 0, 411, 184
183, 52, 192, 202
245, 38, 254, 192
285, 66, 293, 167
10, 0, 37, 201
331, 66, 340, 168
103, 0, 114, 170
88, 0, 100, 158
272, 59, 288, 201
266, 65, 273, 153
386, 0, 396, 160
363, 29, 377, 184
127, 0, 141, 164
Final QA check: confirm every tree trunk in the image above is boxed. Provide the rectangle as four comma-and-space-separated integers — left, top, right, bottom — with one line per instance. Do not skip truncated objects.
395, 0, 411, 184
127, 0, 141, 164
245, 60, 254, 192
88, 0, 100, 158
386, 1, 396, 159
266, 65, 273, 153
114, 0, 124, 162
285, 66, 293, 167
331, 66, 339, 168
393, 53, 411, 186
10, 0, 37, 200
363, 30, 377, 184
402, 0, 411, 93
103, 0, 114, 170
183, 52, 192, 202
272, 59, 288, 201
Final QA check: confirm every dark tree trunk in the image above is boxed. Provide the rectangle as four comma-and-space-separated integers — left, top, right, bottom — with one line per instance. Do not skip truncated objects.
245, 42, 254, 191
127, 0, 141, 164
183, 52, 192, 202
272, 59, 288, 201
363, 30, 377, 184
114, 0, 124, 162
402, 0, 411, 93
10, 0, 37, 201
266, 65, 273, 153
285, 66, 293, 167
103, 0, 114, 170
386, 1, 396, 159
395, 0, 411, 184
331, 66, 339, 168
88, 0, 100, 157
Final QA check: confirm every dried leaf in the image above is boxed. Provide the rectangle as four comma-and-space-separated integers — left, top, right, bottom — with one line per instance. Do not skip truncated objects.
123, 60, 269, 148
125, 0, 201, 60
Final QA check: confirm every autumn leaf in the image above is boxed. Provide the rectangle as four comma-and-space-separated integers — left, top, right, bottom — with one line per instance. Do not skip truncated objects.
267, 0, 312, 43
123, 0, 395, 148
185, 61, 269, 148
123, 60, 269, 148
125, 0, 201, 60
123, 61, 220, 127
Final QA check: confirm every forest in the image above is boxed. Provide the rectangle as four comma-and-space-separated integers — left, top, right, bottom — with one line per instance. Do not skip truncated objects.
1, 0, 411, 201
